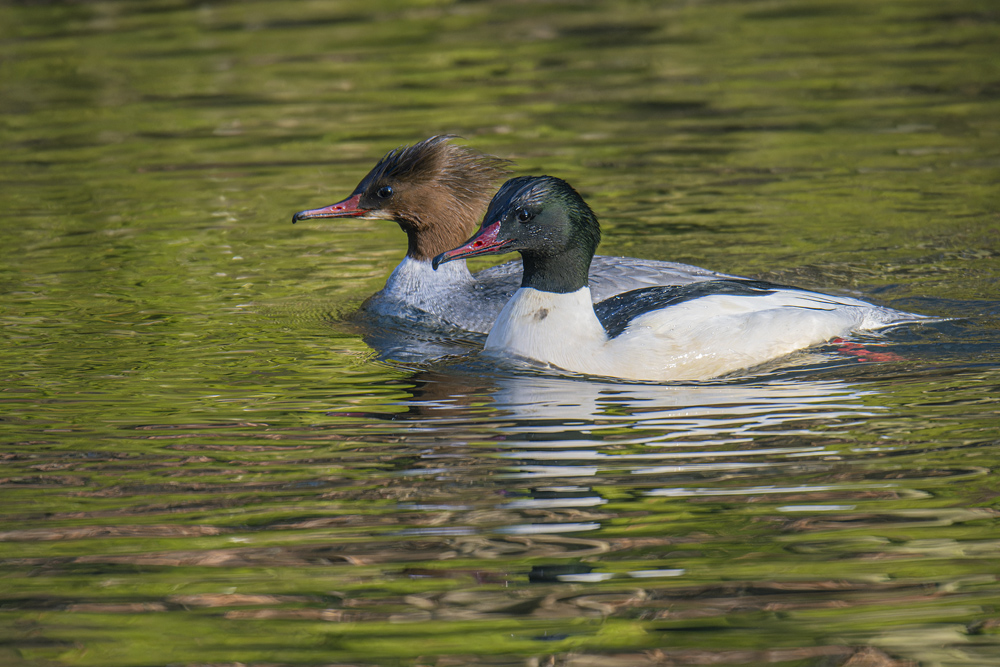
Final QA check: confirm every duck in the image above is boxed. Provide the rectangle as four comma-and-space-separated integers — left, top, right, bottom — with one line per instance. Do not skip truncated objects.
292, 136, 734, 333
432, 176, 933, 382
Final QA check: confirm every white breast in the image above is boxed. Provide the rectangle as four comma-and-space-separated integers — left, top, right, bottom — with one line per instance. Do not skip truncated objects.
485, 287, 608, 368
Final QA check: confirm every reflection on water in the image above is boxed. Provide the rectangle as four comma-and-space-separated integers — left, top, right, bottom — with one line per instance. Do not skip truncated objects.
5, 356, 997, 665
2, 0, 1000, 665
415, 372, 891, 541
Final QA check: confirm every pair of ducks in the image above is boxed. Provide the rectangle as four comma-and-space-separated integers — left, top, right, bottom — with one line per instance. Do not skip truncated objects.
294, 136, 929, 382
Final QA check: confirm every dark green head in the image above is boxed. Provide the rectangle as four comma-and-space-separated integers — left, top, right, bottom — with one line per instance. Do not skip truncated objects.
433, 176, 602, 293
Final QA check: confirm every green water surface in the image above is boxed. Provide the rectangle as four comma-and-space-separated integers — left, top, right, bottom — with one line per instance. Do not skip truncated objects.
1, 1, 999, 666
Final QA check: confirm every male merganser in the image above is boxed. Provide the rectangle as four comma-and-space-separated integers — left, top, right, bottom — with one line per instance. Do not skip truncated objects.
292, 136, 734, 333
433, 176, 932, 382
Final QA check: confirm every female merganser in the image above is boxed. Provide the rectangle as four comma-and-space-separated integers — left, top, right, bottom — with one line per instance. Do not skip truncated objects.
292, 136, 733, 333
433, 176, 932, 382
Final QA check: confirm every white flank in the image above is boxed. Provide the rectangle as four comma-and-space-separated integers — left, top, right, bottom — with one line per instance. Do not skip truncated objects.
484, 286, 928, 382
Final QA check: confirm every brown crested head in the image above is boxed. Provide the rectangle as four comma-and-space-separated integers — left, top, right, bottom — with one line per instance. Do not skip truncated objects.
337, 135, 511, 261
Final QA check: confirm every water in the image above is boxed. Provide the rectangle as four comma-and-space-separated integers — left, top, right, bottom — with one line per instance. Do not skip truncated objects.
1, 1, 999, 665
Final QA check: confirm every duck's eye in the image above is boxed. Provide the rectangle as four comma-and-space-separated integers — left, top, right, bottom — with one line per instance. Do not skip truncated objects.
376, 185, 394, 199
516, 208, 532, 223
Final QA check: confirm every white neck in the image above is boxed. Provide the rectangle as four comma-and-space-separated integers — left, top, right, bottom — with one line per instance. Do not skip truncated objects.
382, 256, 474, 303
